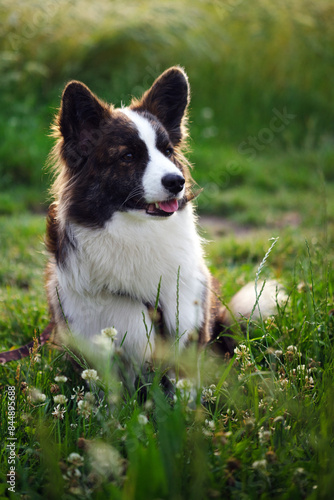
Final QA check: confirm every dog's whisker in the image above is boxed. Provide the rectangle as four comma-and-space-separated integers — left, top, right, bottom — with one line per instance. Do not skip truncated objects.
118, 188, 145, 210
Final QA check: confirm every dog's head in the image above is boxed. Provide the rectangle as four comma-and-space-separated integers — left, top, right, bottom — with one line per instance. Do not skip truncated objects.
51, 67, 197, 227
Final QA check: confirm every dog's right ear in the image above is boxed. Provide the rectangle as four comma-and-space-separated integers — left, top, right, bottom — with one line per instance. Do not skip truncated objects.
57, 81, 109, 163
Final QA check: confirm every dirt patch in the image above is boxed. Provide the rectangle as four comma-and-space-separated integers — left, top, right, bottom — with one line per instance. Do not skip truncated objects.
199, 211, 302, 239
198, 215, 254, 238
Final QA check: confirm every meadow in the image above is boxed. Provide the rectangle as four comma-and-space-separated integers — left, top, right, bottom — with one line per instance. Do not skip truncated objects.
0, 0, 334, 498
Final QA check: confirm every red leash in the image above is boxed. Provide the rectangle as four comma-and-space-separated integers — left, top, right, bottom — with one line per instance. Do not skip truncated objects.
0, 322, 54, 364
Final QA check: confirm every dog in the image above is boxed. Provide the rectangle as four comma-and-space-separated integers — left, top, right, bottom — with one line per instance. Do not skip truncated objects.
45, 66, 283, 382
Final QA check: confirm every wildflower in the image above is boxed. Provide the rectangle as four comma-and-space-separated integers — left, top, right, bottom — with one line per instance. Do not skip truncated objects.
305, 375, 314, 388
68, 486, 84, 495
202, 384, 217, 404
176, 378, 193, 391
55, 375, 68, 383
67, 468, 81, 479
67, 452, 84, 467
20, 381, 28, 392
89, 442, 123, 478
295, 467, 305, 475
204, 419, 215, 430
81, 369, 99, 382
92, 334, 115, 354
144, 399, 153, 411
258, 427, 271, 445
71, 386, 85, 401
53, 394, 68, 405
175, 378, 196, 403
77, 399, 93, 419
234, 344, 253, 373
50, 384, 60, 394
70, 423, 78, 430
258, 398, 274, 412
234, 344, 251, 363
252, 459, 267, 469
101, 327, 118, 340
222, 408, 238, 425
286, 345, 299, 361
27, 388, 47, 404
278, 375, 289, 390
138, 414, 148, 425
52, 404, 66, 420
21, 413, 32, 424
274, 350, 283, 358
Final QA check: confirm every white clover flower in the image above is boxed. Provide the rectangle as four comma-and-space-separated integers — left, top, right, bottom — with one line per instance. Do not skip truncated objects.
92, 334, 115, 354
70, 468, 81, 479
71, 386, 85, 401
235, 344, 250, 355
101, 327, 118, 340
278, 376, 289, 390
53, 394, 68, 405
204, 419, 215, 430
138, 414, 148, 425
54, 375, 68, 383
89, 442, 123, 478
202, 384, 217, 404
176, 378, 193, 391
27, 388, 47, 403
234, 344, 252, 369
252, 459, 267, 469
52, 404, 66, 419
144, 399, 154, 411
81, 369, 99, 382
77, 399, 93, 419
176, 378, 196, 403
67, 452, 84, 467
222, 408, 238, 425
258, 427, 271, 445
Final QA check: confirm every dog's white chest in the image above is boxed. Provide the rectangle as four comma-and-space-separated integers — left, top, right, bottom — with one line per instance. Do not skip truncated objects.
57, 205, 208, 363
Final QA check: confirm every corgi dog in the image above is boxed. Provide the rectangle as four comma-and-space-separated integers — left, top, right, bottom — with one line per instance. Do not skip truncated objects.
45, 67, 282, 379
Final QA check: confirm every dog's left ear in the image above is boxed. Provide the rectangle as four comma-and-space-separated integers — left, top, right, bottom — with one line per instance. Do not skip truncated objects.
131, 66, 189, 145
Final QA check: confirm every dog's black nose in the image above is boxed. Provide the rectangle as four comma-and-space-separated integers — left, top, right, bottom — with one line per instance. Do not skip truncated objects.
161, 174, 185, 195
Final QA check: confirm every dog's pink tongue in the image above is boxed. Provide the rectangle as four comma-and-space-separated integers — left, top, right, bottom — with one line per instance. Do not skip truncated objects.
158, 199, 179, 213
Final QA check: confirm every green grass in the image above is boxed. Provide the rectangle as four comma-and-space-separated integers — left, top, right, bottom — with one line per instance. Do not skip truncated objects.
1, 0, 334, 215
0, 213, 333, 499
1, 1, 334, 497
0, 215, 49, 350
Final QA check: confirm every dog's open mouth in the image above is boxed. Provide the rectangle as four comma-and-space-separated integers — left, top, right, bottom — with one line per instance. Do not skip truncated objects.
146, 199, 179, 217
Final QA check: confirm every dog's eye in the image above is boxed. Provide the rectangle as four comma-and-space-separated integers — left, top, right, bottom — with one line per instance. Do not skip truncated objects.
123, 152, 134, 162
165, 147, 173, 158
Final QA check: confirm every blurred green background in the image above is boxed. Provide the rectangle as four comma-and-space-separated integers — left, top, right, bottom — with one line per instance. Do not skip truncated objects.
0, 0, 333, 227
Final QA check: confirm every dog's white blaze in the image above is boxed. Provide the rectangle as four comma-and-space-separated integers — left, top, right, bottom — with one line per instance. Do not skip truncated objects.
121, 108, 185, 202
